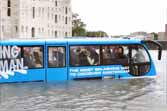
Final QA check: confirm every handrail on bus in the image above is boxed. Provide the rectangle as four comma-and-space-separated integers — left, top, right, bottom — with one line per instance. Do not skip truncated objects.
141, 40, 162, 60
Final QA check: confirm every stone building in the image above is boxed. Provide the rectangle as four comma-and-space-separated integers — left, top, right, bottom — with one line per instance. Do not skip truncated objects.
0, 0, 72, 40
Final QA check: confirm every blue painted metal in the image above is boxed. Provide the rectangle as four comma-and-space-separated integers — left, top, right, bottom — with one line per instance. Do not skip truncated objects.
0, 40, 46, 83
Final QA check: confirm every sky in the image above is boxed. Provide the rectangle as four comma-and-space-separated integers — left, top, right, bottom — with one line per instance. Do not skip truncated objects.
72, 0, 167, 35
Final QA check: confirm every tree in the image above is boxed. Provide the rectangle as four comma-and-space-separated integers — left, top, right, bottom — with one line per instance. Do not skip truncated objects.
151, 32, 158, 40
72, 13, 86, 36
86, 31, 108, 37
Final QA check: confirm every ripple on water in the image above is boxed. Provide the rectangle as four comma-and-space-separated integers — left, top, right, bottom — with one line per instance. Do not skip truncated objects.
0, 50, 166, 111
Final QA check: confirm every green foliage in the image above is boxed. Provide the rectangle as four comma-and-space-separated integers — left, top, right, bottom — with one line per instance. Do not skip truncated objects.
86, 31, 108, 37
151, 32, 158, 40
72, 13, 86, 36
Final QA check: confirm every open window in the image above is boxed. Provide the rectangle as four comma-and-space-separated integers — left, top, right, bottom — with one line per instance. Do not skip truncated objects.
70, 45, 100, 66
22, 46, 43, 69
141, 40, 162, 60
48, 46, 66, 68
129, 45, 151, 76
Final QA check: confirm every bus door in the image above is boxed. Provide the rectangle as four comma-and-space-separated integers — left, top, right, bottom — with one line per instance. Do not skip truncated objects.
46, 42, 67, 81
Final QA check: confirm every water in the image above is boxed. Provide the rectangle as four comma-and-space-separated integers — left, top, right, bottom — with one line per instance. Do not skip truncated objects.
0, 51, 166, 111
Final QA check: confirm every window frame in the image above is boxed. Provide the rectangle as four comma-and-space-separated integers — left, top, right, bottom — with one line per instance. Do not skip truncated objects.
21, 45, 44, 69
101, 44, 130, 66
47, 46, 66, 68
69, 45, 101, 67
69, 44, 151, 68
129, 44, 151, 76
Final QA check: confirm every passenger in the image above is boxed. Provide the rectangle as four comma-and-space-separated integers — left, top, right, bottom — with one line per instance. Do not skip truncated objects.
103, 46, 112, 59
23, 47, 35, 68
112, 46, 128, 65
133, 46, 145, 63
33, 51, 42, 67
77, 46, 99, 66
52, 48, 64, 67
115, 46, 127, 59
102, 46, 112, 64
86, 47, 99, 65
78, 48, 90, 66
71, 47, 81, 66
33, 47, 43, 67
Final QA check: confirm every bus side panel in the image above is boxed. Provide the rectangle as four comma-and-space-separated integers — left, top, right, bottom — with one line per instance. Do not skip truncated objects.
21, 69, 45, 82
69, 65, 131, 80
0, 41, 46, 83
47, 68, 67, 81
69, 66, 102, 80
0, 69, 45, 83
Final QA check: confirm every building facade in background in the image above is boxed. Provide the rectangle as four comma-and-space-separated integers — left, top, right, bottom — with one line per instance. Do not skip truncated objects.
158, 24, 167, 41
158, 32, 165, 41
129, 31, 154, 40
0, 0, 72, 40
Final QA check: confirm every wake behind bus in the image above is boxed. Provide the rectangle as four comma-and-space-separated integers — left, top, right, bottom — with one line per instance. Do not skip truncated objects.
0, 38, 162, 83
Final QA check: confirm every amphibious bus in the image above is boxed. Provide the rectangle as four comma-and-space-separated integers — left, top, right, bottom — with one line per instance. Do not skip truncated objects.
0, 38, 162, 83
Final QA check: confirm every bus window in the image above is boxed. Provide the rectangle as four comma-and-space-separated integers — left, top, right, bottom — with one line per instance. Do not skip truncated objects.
102, 45, 129, 65
130, 45, 150, 76
23, 46, 43, 68
48, 47, 66, 68
70, 46, 100, 66
132, 45, 149, 63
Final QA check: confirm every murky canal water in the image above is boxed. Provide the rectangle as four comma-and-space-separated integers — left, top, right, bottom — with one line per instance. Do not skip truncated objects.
0, 51, 166, 111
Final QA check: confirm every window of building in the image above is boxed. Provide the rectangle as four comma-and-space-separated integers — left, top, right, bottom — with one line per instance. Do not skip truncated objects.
55, 0, 58, 7
23, 46, 43, 68
55, 30, 57, 38
7, 0, 11, 7
65, 32, 67, 37
32, 7, 35, 18
7, 8, 11, 16
31, 27, 35, 38
65, 7, 68, 14
48, 47, 66, 68
15, 26, 18, 33
55, 14, 57, 23
65, 16, 68, 24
